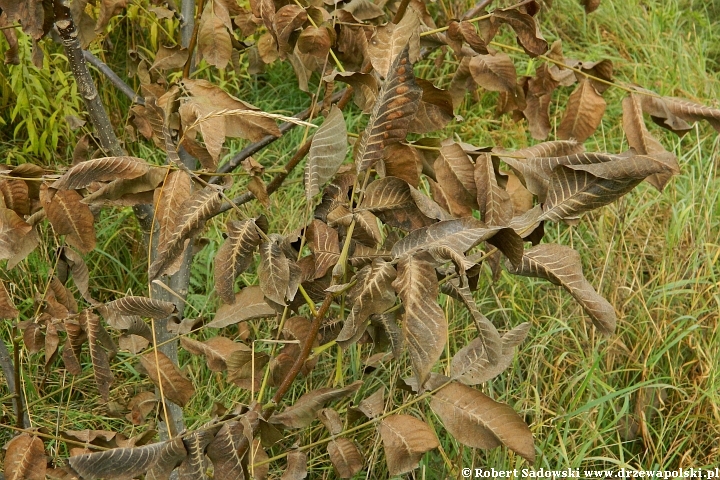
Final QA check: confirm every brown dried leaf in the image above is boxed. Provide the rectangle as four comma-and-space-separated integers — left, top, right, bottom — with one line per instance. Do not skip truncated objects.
208, 286, 276, 328
358, 177, 436, 231
430, 381, 535, 462
492, 5, 547, 57
178, 429, 214, 480
306, 220, 340, 279
469, 52, 518, 95
324, 71, 378, 114
180, 335, 246, 371
83, 309, 115, 401
508, 243, 616, 333
206, 422, 245, 478
296, 26, 332, 58
622, 94, 680, 191
258, 235, 296, 305
140, 352, 195, 407
379, 415, 439, 476
557, 79, 606, 142
0, 178, 29, 215
145, 437, 188, 480
1, 280, 18, 318
44, 189, 96, 253
226, 347, 269, 390
305, 106, 348, 200
356, 47, 422, 174
96, 0, 128, 33
69, 440, 176, 480
328, 438, 364, 478
105, 296, 177, 319
51, 157, 150, 190
198, 0, 233, 69
126, 391, 158, 425
154, 170, 191, 251
408, 79, 455, 134
0, 207, 32, 261
474, 153, 512, 225
337, 259, 396, 347
269, 381, 362, 428
151, 45, 189, 71
4, 433, 46, 480
367, 7, 420, 78
281, 450, 307, 480
581, 0, 601, 13
214, 219, 262, 304
392, 256, 445, 388
150, 186, 223, 279
273, 5, 307, 55
382, 143, 422, 187
434, 142, 478, 216
0, 12, 20, 65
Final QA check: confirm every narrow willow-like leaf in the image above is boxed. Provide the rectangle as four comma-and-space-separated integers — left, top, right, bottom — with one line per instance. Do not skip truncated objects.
207, 422, 245, 479
181, 335, 246, 371
392, 256, 445, 388
68, 441, 168, 480
140, 351, 196, 406
557, 79, 606, 142
540, 152, 675, 223
379, 414, 439, 476
4, 433, 46, 480
337, 259, 396, 347
105, 296, 177, 319
430, 381, 535, 463
328, 438, 364, 478
83, 309, 115, 401
45, 189, 96, 253
207, 286, 276, 328
367, 7, 420, 78
0, 207, 32, 261
305, 106, 348, 200
150, 186, 223, 279
450, 322, 530, 385
621, 94, 679, 191
51, 157, 150, 190
0, 280, 18, 318
214, 218, 262, 304
269, 381, 362, 428
356, 47, 422, 174
507, 243, 615, 333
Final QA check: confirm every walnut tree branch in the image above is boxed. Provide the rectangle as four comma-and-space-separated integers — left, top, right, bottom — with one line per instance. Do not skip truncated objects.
82, 50, 144, 105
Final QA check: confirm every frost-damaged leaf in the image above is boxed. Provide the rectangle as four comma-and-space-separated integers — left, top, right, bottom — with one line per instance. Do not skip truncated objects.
83, 309, 115, 401
179, 79, 281, 161
450, 322, 530, 385
540, 152, 676, 223
507, 244, 615, 334
306, 220, 340, 279
198, 0, 233, 69
4, 433, 46, 480
270, 381, 362, 428
305, 107, 348, 200
474, 153, 512, 226
622, 94, 680, 191
214, 219, 262, 304
140, 352, 195, 406
358, 177, 438, 231
181, 335, 246, 371
0, 177, 29, 215
367, 7, 420, 78
178, 429, 215, 480
337, 259, 396, 347
258, 234, 297, 305
434, 142, 478, 216
208, 286, 276, 328
145, 437, 187, 480
105, 296, 177, 319
207, 422, 245, 478
557, 79, 606, 142
441, 278, 501, 364
68, 440, 171, 480
492, 5, 547, 57
392, 256, 445, 388
51, 157, 150, 190
0, 207, 32, 260
328, 438, 364, 478
281, 449, 307, 480
430, 381, 535, 463
154, 170, 192, 255
391, 217, 522, 267
379, 414, 439, 476
150, 186, 223, 279
44, 189, 96, 253
1, 280, 18, 318
356, 47, 422, 174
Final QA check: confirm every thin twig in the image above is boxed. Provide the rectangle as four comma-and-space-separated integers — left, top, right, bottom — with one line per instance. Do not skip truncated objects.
182, 0, 206, 78
83, 50, 144, 105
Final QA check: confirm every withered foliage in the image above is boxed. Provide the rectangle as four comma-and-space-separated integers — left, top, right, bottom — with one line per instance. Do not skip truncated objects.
3, 0, 719, 477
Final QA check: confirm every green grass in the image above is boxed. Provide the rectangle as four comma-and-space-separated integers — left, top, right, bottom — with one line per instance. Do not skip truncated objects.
1, 0, 719, 476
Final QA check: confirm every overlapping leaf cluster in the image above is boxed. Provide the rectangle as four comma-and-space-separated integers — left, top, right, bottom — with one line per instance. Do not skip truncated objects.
3, 0, 720, 478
